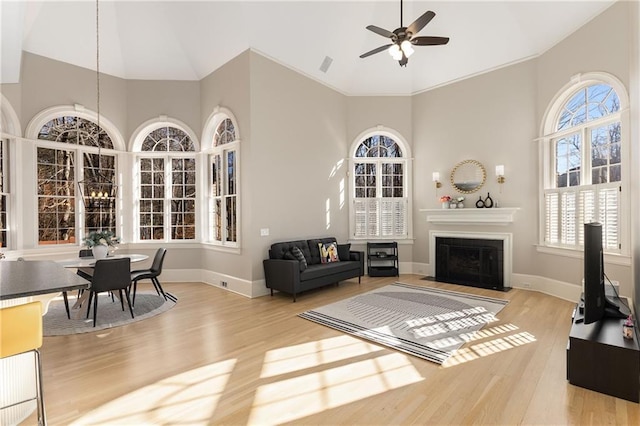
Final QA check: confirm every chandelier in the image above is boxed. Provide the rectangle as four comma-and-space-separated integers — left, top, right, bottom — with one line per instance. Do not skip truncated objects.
77, 0, 117, 210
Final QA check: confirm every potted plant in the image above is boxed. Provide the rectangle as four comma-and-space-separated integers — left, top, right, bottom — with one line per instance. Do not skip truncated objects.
84, 230, 120, 260
440, 195, 452, 209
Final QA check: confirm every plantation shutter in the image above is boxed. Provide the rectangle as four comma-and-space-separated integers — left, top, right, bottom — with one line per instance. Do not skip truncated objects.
560, 192, 577, 245
599, 186, 619, 250
578, 189, 595, 245
545, 192, 559, 244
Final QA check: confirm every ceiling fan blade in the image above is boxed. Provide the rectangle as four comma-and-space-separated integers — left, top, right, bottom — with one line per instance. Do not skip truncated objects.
406, 10, 435, 35
359, 44, 392, 59
366, 25, 395, 39
411, 36, 450, 46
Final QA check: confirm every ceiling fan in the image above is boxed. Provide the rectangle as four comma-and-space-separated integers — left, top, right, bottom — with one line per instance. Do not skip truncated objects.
359, 0, 450, 67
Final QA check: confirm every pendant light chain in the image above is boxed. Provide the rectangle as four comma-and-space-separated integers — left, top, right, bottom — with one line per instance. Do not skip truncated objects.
95, 0, 101, 170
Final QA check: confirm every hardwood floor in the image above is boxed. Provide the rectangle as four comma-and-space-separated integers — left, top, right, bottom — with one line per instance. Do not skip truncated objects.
24, 275, 640, 425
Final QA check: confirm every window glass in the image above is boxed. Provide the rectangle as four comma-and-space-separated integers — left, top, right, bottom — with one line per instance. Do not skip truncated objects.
209, 116, 239, 246
138, 125, 196, 241
0, 139, 7, 247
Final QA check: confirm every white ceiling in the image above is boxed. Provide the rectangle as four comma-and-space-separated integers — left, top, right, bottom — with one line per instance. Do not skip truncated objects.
1, 0, 617, 95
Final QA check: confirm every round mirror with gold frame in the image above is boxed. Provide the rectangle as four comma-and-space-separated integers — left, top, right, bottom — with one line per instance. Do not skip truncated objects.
450, 159, 486, 194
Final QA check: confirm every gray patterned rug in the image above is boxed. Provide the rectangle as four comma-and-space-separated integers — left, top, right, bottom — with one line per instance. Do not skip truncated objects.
299, 282, 509, 364
43, 292, 177, 336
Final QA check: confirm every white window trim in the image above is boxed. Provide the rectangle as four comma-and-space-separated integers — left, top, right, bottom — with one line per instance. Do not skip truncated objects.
24, 107, 126, 247
131, 118, 200, 243
348, 126, 413, 242
25, 104, 126, 151
537, 72, 630, 257
201, 107, 241, 250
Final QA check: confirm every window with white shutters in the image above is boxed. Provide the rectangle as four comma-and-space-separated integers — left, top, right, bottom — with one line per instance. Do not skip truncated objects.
350, 132, 410, 240
542, 79, 626, 254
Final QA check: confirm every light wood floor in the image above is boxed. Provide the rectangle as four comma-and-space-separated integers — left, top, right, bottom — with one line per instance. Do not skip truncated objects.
24, 275, 640, 425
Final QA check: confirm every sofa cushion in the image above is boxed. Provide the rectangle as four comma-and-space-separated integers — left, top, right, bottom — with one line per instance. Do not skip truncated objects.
318, 241, 340, 263
307, 238, 337, 265
283, 250, 306, 271
337, 243, 351, 261
300, 261, 360, 281
290, 247, 308, 271
270, 240, 312, 262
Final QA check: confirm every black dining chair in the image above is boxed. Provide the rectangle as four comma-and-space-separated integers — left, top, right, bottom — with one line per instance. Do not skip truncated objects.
85, 258, 133, 327
131, 248, 173, 305
76, 249, 94, 281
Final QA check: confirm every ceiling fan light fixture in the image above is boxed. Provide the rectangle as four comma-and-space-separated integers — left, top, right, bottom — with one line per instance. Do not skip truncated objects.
400, 40, 414, 57
388, 44, 402, 60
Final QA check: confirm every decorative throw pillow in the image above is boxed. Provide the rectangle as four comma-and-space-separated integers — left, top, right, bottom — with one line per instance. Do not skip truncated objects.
290, 246, 308, 271
318, 242, 340, 263
283, 251, 297, 261
337, 243, 351, 261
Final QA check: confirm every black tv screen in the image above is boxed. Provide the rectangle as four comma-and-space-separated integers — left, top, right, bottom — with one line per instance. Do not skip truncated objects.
583, 222, 626, 324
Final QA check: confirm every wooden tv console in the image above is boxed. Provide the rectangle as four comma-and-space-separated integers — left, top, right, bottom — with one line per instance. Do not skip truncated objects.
566, 299, 639, 402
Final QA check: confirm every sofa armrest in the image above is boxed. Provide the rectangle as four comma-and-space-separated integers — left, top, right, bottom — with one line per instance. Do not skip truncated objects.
349, 250, 365, 276
263, 259, 301, 292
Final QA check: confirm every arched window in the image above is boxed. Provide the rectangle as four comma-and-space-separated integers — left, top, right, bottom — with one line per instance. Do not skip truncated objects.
204, 111, 240, 247
28, 111, 121, 245
350, 128, 411, 240
540, 73, 628, 253
133, 121, 198, 241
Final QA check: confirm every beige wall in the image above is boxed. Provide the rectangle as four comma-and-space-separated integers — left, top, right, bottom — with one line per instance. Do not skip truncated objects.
412, 60, 539, 277
248, 52, 349, 279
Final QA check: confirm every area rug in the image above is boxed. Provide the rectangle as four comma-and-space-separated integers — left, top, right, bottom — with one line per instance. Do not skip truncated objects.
43, 292, 177, 336
299, 282, 508, 364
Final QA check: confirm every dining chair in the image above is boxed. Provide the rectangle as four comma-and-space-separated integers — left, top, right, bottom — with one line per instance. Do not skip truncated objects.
85, 258, 133, 327
0, 301, 47, 426
131, 247, 173, 305
76, 249, 94, 281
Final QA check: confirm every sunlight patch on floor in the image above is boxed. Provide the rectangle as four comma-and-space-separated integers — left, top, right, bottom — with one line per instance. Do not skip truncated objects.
261, 334, 384, 378
443, 330, 537, 367
250, 352, 423, 424
70, 359, 236, 425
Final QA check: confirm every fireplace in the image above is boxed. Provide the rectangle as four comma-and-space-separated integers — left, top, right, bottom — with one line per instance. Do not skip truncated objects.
429, 231, 512, 291
435, 237, 504, 290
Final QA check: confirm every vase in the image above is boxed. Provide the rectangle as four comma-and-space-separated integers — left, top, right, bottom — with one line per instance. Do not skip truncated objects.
92, 244, 109, 260
450, 202, 457, 209
623, 324, 634, 340
458, 202, 464, 208
441, 201, 450, 209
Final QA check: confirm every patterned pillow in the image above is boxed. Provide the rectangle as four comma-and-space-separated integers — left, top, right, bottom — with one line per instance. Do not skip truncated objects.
290, 246, 308, 271
318, 242, 340, 263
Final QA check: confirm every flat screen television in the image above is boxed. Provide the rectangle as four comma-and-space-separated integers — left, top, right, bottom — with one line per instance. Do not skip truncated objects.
583, 222, 627, 324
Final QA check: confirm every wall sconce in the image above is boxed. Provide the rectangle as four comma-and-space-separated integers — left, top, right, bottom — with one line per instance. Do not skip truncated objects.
496, 165, 505, 184
433, 172, 442, 188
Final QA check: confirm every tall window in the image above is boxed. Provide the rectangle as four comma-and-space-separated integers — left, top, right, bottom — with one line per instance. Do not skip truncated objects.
137, 126, 196, 241
350, 131, 410, 240
542, 78, 627, 253
0, 139, 8, 247
210, 118, 239, 246
36, 116, 116, 245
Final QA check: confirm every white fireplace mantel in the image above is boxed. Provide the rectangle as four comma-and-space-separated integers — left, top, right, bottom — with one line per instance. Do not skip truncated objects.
419, 207, 520, 226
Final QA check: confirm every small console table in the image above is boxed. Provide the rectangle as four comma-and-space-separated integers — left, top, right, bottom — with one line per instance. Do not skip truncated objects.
566, 300, 640, 402
367, 242, 399, 277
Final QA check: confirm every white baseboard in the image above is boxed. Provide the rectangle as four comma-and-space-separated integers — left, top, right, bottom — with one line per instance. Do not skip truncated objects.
409, 262, 583, 302
163, 269, 269, 299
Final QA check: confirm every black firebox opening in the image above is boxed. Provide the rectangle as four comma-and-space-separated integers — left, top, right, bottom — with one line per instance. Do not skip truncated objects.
435, 237, 504, 291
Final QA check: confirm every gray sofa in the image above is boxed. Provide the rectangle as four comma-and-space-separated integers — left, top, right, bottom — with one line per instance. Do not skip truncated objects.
263, 237, 364, 301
